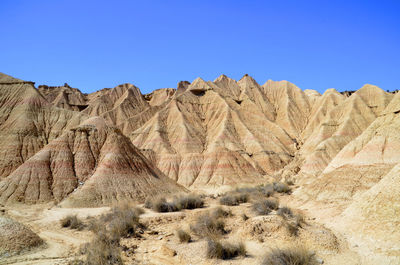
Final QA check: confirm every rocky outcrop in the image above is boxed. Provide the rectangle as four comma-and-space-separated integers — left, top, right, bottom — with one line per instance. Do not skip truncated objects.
0, 74, 88, 178
131, 75, 296, 187
0, 117, 185, 206
38, 83, 88, 111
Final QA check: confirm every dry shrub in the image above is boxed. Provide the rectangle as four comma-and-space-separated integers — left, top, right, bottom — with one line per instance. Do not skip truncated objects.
219, 192, 248, 206
273, 182, 292, 194
173, 194, 204, 210
102, 203, 145, 240
241, 213, 249, 221
285, 221, 300, 237
211, 207, 232, 219
176, 229, 191, 243
262, 247, 318, 265
153, 197, 178, 212
82, 203, 145, 264
190, 213, 226, 238
277, 207, 294, 219
146, 194, 204, 212
60, 215, 85, 230
207, 239, 246, 259
252, 199, 279, 215
261, 184, 275, 197
82, 233, 123, 265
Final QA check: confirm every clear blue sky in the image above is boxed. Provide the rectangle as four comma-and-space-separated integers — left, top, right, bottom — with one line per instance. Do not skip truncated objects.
1, 0, 399, 94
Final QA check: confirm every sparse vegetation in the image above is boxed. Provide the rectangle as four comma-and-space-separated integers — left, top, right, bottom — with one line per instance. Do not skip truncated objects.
277, 206, 294, 219
261, 247, 318, 265
241, 213, 249, 221
273, 182, 292, 194
82, 233, 123, 265
176, 229, 191, 243
211, 207, 232, 219
285, 221, 300, 236
81, 203, 145, 264
191, 212, 226, 238
252, 198, 279, 215
60, 215, 85, 230
219, 192, 249, 206
145, 194, 204, 212
173, 194, 204, 210
206, 239, 246, 259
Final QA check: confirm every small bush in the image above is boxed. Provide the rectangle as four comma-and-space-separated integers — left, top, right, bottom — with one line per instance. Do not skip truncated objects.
176, 229, 191, 243
252, 199, 279, 215
83, 233, 123, 265
144, 196, 153, 209
241, 213, 249, 221
262, 247, 318, 265
277, 207, 294, 219
173, 194, 204, 210
285, 221, 300, 236
60, 215, 85, 230
219, 192, 248, 206
211, 207, 232, 219
153, 198, 179, 213
294, 213, 305, 226
146, 194, 204, 212
82, 203, 145, 264
191, 213, 226, 238
207, 239, 246, 259
273, 182, 292, 194
262, 184, 275, 197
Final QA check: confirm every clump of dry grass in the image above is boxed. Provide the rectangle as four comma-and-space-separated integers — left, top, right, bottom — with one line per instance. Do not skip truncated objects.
219, 192, 249, 206
277, 206, 294, 219
275, 206, 306, 237
261, 247, 318, 265
176, 229, 191, 243
145, 194, 204, 212
207, 239, 246, 259
60, 215, 85, 230
252, 198, 279, 215
211, 207, 232, 219
273, 182, 292, 194
241, 213, 249, 221
173, 194, 204, 210
80, 203, 145, 264
82, 233, 123, 265
190, 213, 226, 238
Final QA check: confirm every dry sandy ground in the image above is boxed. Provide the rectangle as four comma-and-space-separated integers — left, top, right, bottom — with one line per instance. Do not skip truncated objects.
0, 191, 363, 265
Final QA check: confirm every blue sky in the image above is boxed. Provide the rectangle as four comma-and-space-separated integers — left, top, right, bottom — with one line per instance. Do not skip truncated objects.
1, 0, 399, 94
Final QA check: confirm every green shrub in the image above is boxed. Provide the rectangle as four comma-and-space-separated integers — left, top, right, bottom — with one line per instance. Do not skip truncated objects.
207, 239, 246, 259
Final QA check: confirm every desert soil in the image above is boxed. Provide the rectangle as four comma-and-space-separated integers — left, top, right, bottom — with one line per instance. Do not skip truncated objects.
0, 189, 363, 265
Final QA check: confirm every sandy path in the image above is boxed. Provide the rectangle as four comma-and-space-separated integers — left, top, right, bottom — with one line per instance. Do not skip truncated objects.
0, 204, 109, 265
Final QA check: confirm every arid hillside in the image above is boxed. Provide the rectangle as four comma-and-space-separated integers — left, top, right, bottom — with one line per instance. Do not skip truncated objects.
0, 72, 399, 264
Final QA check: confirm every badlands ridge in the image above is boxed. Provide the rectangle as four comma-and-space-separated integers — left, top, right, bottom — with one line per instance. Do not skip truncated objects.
0, 72, 399, 264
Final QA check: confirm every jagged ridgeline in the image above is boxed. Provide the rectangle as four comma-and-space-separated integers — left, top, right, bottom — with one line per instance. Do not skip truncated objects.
0, 72, 399, 238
